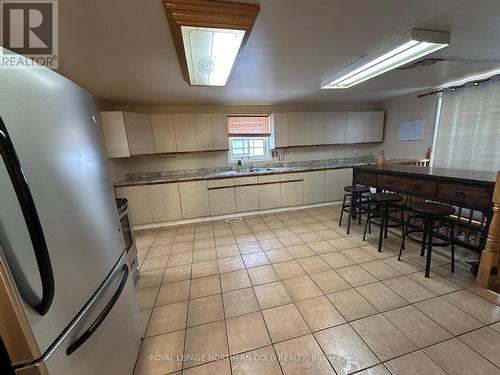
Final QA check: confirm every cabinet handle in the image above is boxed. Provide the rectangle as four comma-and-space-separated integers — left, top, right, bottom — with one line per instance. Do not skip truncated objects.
413, 184, 422, 190
455, 191, 467, 199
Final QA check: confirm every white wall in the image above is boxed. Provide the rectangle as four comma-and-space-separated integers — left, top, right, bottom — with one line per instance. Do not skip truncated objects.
374, 92, 438, 160
104, 103, 382, 182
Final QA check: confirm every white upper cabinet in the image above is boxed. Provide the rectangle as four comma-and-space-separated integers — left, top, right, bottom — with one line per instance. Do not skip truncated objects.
173, 114, 198, 152
325, 112, 346, 144
364, 111, 385, 143
345, 112, 366, 143
271, 113, 288, 148
212, 113, 229, 150
100, 111, 130, 158
287, 112, 305, 146
123, 112, 156, 155
305, 112, 326, 145
195, 113, 214, 151
151, 114, 177, 153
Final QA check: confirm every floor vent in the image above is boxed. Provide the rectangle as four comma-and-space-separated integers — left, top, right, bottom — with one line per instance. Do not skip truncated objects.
225, 217, 242, 223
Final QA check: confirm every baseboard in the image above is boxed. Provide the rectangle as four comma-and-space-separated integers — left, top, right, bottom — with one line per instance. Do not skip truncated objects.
134, 200, 343, 230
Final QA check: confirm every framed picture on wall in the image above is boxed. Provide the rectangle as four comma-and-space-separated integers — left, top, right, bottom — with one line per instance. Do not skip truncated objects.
398, 119, 424, 141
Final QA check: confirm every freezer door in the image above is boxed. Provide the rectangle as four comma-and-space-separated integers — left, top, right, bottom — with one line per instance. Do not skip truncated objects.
0, 51, 126, 353
16, 254, 143, 375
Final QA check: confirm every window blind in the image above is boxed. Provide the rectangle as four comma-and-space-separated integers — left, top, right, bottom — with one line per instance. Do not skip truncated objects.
433, 81, 500, 171
227, 115, 270, 136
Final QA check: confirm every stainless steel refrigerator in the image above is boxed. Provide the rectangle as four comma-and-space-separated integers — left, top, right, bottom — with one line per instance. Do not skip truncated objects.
0, 49, 143, 374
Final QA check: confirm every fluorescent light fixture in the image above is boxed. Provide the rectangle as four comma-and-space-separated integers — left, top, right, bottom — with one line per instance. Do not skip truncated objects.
438, 67, 500, 89
321, 29, 450, 89
181, 26, 245, 86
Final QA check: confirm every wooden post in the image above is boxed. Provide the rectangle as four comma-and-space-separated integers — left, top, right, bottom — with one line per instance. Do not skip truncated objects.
477, 172, 500, 288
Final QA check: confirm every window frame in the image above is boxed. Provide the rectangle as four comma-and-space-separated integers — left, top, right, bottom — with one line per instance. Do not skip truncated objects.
227, 136, 271, 163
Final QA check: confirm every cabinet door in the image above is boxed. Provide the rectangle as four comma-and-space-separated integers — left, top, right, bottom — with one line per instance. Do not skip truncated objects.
346, 112, 366, 143
115, 186, 152, 225
303, 171, 326, 204
178, 180, 210, 218
208, 179, 236, 215
364, 111, 384, 143
100, 111, 130, 158
123, 112, 155, 155
173, 114, 198, 152
258, 175, 281, 209
151, 114, 177, 153
280, 173, 304, 207
195, 113, 214, 151
212, 113, 229, 150
325, 112, 346, 144
271, 113, 288, 148
148, 183, 182, 222
235, 177, 259, 212
287, 112, 305, 146
305, 112, 326, 145
325, 168, 353, 202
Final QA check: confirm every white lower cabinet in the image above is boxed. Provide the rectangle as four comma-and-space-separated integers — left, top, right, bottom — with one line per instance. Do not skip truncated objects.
258, 175, 281, 209
117, 168, 353, 226
325, 168, 353, 202
149, 183, 182, 222
115, 185, 152, 225
235, 177, 259, 212
178, 181, 210, 219
208, 179, 236, 216
303, 170, 326, 204
280, 173, 304, 207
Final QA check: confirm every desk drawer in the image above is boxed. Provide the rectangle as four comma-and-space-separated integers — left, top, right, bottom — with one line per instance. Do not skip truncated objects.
355, 171, 376, 185
437, 183, 491, 209
377, 175, 437, 196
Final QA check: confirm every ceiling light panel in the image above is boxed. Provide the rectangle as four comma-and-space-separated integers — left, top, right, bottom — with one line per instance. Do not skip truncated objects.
321, 29, 450, 89
182, 26, 245, 86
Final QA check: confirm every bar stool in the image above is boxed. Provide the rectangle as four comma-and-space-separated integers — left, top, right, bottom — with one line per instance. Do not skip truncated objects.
398, 202, 455, 278
338, 185, 370, 234
363, 192, 403, 253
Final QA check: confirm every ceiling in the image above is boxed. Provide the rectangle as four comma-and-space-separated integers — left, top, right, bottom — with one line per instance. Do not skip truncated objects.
58, 0, 500, 105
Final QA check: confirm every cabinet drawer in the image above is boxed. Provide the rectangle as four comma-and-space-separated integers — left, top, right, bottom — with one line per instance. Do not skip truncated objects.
437, 184, 491, 209
355, 171, 376, 186
377, 175, 436, 196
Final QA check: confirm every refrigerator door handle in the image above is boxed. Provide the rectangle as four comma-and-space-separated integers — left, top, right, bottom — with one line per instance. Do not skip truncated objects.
0, 116, 55, 316
66, 263, 129, 356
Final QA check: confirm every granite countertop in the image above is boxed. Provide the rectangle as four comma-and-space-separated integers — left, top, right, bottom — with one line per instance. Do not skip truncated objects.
114, 156, 375, 187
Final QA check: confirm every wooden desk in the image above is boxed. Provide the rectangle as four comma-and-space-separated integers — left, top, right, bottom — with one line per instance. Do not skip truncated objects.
352, 164, 497, 254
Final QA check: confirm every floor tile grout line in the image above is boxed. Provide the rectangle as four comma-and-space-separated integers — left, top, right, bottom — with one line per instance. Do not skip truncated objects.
135, 208, 487, 374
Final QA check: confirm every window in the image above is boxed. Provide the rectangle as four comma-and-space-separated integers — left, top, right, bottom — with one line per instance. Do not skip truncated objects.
227, 115, 271, 162
433, 80, 500, 171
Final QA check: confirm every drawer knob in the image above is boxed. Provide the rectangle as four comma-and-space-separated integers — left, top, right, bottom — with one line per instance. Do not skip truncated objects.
413, 184, 422, 190
455, 191, 467, 199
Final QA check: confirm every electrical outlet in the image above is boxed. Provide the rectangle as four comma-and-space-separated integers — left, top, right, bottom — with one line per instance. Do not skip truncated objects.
278, 154, 285, 161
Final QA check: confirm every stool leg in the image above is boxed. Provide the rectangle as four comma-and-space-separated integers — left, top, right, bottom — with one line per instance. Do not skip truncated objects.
398, 220, 409, 260
425, 218, 434, 278
346, 194, 354, 235
384, 205, 389, 239
451, 224, 455, 273
377, 205, 386, 253
420, 220, 427, 257
363, 204, 371, 241
339, 194, 347, 227
358, 196, 362, 226
400, 210, 405, 241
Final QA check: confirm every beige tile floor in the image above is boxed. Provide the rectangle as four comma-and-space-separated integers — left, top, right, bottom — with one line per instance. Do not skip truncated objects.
132, 206, 500, 375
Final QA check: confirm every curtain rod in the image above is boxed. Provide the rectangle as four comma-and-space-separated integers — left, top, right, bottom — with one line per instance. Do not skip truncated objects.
418, 73, 500, 98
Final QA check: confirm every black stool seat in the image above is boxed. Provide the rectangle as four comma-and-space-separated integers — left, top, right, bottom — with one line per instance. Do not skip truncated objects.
411, 202, 455, 216
399, 202, 455, 278
371, 192, 403, 203
338, 185, 370, 234
344, 185, 370, 194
